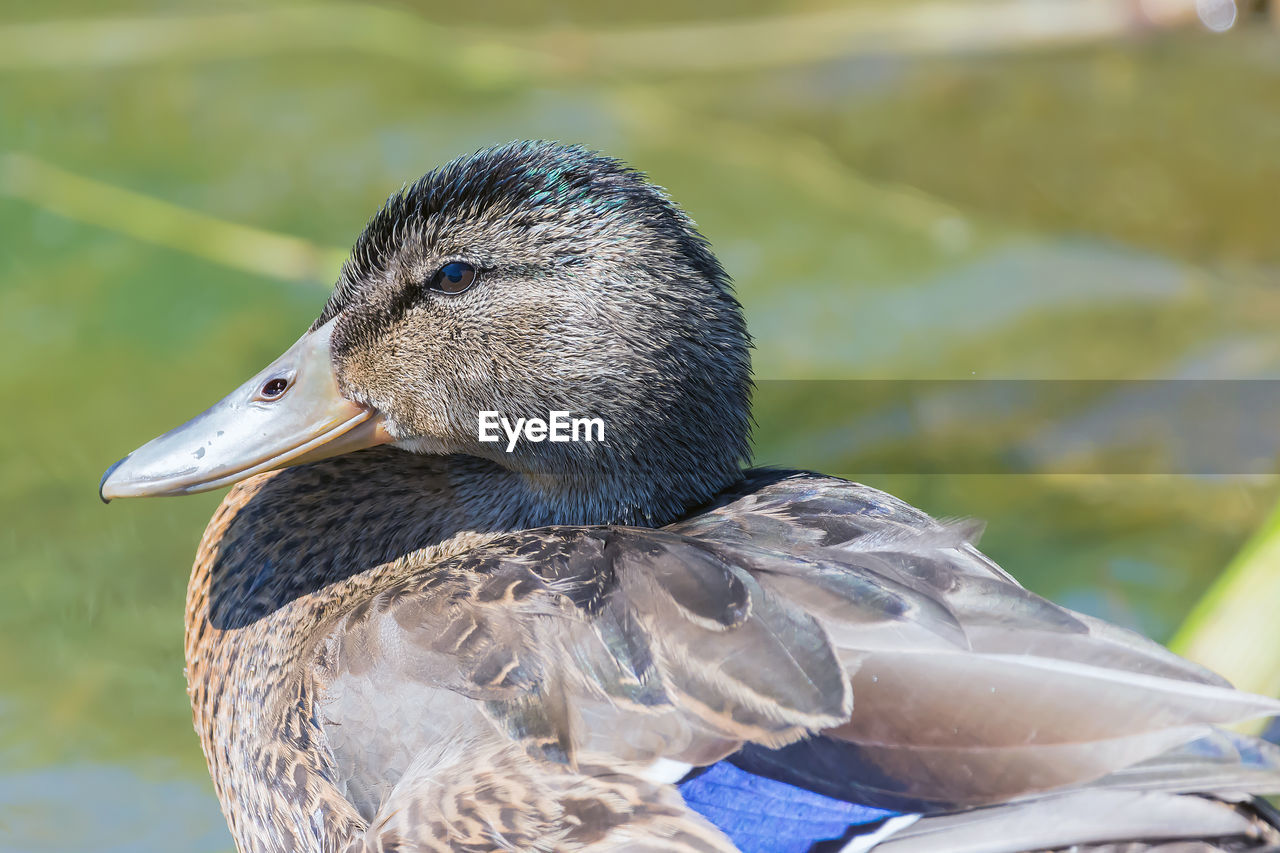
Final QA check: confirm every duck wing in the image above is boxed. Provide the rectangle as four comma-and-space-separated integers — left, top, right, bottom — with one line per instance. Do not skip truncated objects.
311, 469, 1280, 850
670, 470, 1280, 812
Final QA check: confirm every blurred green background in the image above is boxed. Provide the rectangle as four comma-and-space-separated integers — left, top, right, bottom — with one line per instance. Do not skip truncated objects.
3, 0, 1280, 850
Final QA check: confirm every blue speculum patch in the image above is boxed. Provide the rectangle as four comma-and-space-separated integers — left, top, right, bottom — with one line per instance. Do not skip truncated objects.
677, 761, 899, 853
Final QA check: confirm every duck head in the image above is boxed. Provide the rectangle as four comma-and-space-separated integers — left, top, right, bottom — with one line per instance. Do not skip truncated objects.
100, 142, 753, 525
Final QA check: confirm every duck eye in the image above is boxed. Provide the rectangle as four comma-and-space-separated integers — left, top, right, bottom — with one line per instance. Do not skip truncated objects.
260, 378, 289, 399
431, 261, 477, 294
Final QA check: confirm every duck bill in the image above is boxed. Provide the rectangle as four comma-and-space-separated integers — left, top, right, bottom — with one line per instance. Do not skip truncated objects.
100, 318, 390, 502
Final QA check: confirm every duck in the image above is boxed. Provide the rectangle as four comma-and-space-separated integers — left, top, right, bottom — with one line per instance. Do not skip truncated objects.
100, 140, 1280, 853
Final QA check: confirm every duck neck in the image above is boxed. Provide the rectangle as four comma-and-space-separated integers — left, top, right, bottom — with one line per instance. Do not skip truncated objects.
454, 451, 742, 529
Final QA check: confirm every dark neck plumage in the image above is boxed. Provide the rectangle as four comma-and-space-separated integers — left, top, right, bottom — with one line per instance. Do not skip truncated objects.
464, 454, 744, 529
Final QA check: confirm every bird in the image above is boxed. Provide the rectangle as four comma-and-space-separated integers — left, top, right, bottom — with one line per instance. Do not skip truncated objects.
100, 140, 1280, 853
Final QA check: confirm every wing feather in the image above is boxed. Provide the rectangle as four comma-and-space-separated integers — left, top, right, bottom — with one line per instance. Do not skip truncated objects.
674, 471, 1280, 808
872, 790, 1264, 853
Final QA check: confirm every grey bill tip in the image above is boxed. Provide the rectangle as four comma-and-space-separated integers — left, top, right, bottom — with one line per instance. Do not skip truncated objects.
99, 455, 129, 504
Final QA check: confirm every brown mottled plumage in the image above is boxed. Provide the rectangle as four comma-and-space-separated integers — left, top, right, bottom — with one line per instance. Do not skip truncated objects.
102, 142, 1280, 853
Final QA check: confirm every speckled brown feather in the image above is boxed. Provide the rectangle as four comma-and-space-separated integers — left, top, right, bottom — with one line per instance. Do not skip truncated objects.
345, 749, 735, 853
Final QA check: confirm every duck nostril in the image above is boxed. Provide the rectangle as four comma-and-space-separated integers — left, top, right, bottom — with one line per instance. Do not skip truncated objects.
261, 378, 289, 399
